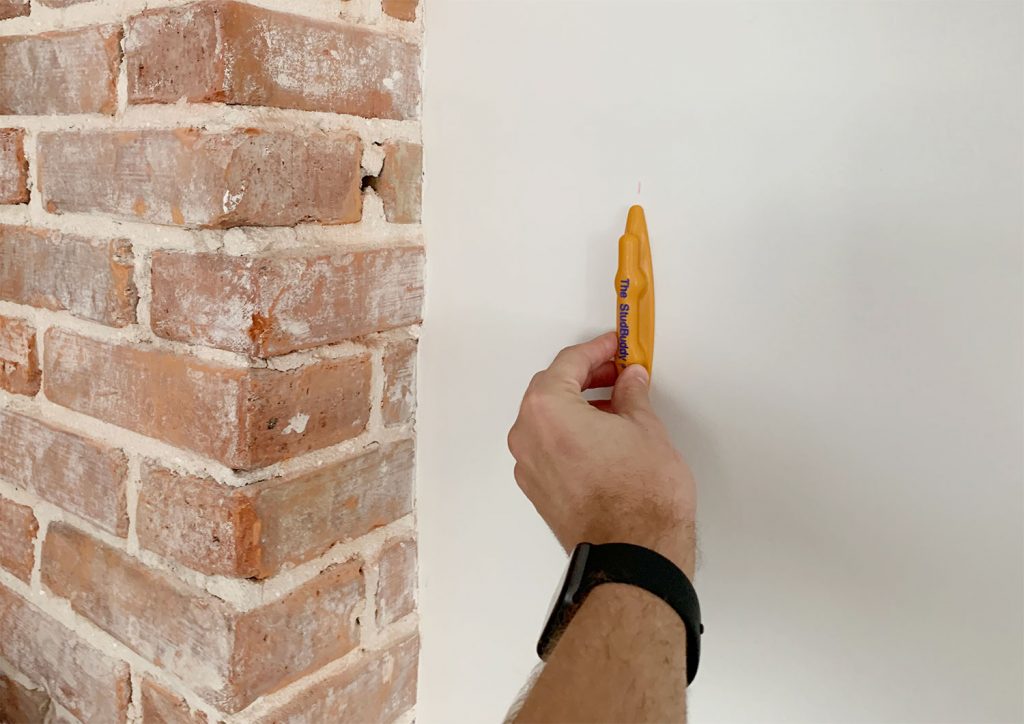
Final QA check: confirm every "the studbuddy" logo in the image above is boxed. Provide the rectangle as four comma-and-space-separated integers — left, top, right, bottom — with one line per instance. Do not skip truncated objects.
617, 278, 630, 361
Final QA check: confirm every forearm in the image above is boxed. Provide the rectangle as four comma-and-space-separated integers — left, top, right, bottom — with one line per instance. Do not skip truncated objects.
507, 334, 699, 722
513, 583, 688, 724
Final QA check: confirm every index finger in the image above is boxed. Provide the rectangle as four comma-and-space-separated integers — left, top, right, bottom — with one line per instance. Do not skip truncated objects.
544, 331, 618, 391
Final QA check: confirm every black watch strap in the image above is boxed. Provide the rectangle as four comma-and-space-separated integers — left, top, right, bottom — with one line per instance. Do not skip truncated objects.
537, 542, 704, 684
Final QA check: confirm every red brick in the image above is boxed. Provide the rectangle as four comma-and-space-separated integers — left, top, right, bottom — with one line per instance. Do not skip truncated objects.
150, 247, 424, 356
233, 440, 412, 569
42, 523, 365, 712
0, 0, 29, 20
254, 634, 419, 724
0, 129, 28, 204
138, 440, 414, 578
382, 337, 417, 425
382, 0, 418, 21
0, 585, 131, 722
37, 128, 362, 228
0, 495, 37, 582
0, 315, 40, 396
374, 142, 422, 223
137, 464, 262, 579
246, 359, 373, 468
0, 410, 128, 536
0, 226, 138, 327
0, 497, 36, 581
42, 523, 235, 709
126, 1, 420, 120
140, 678, 208, 724
0, 26, 120, 115
0, 675, 51, 724
43, 329, 371, 470
375, 537, 416, 627
231, 564, 364, 709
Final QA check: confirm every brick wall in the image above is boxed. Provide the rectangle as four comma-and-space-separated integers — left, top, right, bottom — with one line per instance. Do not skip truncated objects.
0, 0, 423, 720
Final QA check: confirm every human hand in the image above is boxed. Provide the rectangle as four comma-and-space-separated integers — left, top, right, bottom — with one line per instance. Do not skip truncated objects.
507, 332, 697, 576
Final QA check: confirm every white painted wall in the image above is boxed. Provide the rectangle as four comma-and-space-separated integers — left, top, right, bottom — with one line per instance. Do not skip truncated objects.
418, 2, 1023, 722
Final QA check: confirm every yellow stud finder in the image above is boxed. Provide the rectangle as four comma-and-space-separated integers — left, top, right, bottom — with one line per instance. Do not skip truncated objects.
614, 205, 655, 375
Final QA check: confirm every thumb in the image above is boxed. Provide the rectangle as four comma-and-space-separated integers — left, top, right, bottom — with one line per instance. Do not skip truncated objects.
611, 364, 653, 417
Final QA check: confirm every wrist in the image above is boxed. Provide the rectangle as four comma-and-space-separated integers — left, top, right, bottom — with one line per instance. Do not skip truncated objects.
536, 540, 704, 689
580, 517, 695, 579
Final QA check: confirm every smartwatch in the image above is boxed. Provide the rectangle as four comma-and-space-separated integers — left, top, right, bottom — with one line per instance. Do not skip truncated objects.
537, 542, 703, 684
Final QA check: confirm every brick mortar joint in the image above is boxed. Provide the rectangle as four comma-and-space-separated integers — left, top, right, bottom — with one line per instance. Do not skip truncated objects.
124, 455, 142, 556
132, 244, 153, 331
137, 512, 417, 609
0, 205, 424, 257
26, 489, 49, 594
0, 107, 422, 141
18, 125, 43, 222
127, 667, 143, 724
0, 472, 417, 611
115, 22, 129, 118
0, 375, 416, 490
0, 298, 410, 373
360, 545, 383, 646
367, 344, 387, 434
0, 0, 423, 44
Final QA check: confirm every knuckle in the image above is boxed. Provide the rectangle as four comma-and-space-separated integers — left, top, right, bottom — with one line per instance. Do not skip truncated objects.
552, 343, 580, 366
521, 388, 548, 416
506, 425, 521, 457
